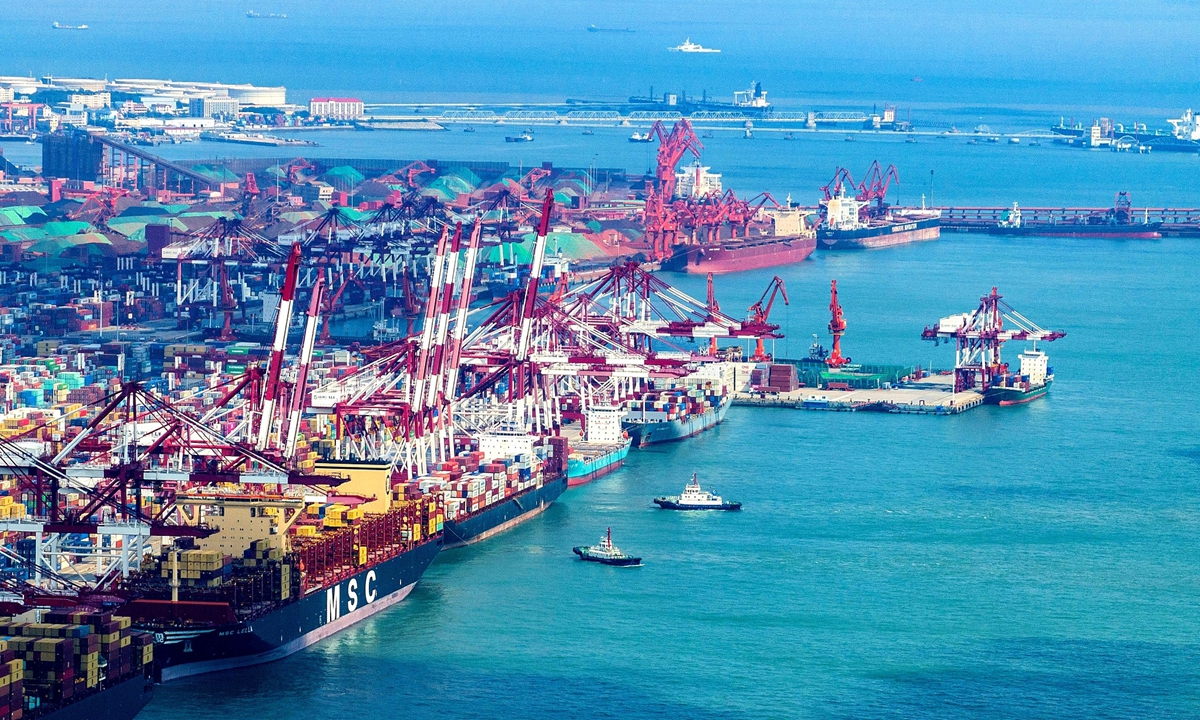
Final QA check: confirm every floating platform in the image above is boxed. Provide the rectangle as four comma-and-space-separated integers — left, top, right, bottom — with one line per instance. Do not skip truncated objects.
734, 374, 983, 415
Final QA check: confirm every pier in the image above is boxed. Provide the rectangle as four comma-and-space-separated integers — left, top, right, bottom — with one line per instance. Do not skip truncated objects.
938, 206, 1200, 236
734, 375, 985, 415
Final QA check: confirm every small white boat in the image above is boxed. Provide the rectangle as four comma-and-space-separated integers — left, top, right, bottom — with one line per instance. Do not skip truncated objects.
668, 38, 720, 53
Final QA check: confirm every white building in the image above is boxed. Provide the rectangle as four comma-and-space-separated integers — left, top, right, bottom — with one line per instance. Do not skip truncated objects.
188, 96, 240, 119
309, 97, 364, 120
674, 161, 723, 199
68, 92, 111, 109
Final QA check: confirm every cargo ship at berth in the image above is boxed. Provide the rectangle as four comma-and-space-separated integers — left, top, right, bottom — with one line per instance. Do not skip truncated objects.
661, 234, 817, 274
661, 193, 819, 274
819, 185, 940, 249
623, 389, 730, 448
435, 435, 568, 548
984, 347, 1055, 406
568, 440, 632, 486
0, 607, 155, 720
118, 489, 444, 682
564, 407, 633, 486
988, 202, 1162, 239
36, 674, 153, 720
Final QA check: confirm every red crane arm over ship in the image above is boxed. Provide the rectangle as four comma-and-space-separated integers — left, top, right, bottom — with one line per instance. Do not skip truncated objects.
746, 276, 789, 362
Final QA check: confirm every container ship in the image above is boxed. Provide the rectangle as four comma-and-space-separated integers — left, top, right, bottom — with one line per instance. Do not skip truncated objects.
0, 610, 154, 720
428, 436, 568, 548
819, 186, 941, 249
623, 386, 729, 448
566, 407, 633, 486
117, 487, 443, 682
988, 202, 1162, 239
318, 435, 569, 550
984, 347, 1054, 406
568, 440, 632, 485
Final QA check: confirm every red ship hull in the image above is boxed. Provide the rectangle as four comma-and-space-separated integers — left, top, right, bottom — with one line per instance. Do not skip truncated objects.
661, 235, 817, 274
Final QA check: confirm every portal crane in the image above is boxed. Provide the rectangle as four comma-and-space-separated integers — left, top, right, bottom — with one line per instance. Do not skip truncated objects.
858, 160, 899, 215
746, 276, 788, 362
827, 279, 849, 367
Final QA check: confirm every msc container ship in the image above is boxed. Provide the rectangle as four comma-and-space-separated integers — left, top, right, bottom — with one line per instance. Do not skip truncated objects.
118, 488, 444, 682
0, 607, 155, 720
818, 187, 941, 249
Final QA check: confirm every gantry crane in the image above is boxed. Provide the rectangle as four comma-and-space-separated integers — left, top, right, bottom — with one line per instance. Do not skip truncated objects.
921, 287, 1066, 392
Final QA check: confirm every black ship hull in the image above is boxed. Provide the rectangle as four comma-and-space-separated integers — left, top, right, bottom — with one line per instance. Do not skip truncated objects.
988, 223, 1162, 238
35, 674, 153, 720
443, 473, 567, 549
141, 539, 441, 682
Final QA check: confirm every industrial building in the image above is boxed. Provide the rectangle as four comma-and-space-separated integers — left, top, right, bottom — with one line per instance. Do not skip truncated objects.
309, 97, 364, 119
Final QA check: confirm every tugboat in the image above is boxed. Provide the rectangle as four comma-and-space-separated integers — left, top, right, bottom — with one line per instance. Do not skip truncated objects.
654, 473, 742, 510
573, 528, 642, 566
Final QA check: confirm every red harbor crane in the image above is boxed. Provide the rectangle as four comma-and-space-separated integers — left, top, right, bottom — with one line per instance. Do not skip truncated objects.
827, 279, 849, 367
746, 276, 788, 362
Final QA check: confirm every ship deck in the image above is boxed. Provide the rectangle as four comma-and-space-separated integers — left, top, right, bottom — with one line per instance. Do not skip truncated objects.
733, 374, 984, 415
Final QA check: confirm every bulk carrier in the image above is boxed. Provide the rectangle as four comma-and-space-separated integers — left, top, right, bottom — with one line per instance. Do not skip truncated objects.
661, 170, 818, 274
818, 185, 941, 249
988, 201, 1162, 239
661, 233, 816, 274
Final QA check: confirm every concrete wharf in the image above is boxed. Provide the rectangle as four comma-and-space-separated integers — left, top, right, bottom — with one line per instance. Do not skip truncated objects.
733, 375, 984, 415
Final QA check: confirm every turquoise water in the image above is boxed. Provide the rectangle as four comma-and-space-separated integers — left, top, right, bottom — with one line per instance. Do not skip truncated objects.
140, 235, 1200, 719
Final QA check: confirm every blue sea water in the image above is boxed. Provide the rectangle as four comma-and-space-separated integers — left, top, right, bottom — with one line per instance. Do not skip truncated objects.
5, 4, 1200, 716
135, 234, 1200, 719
